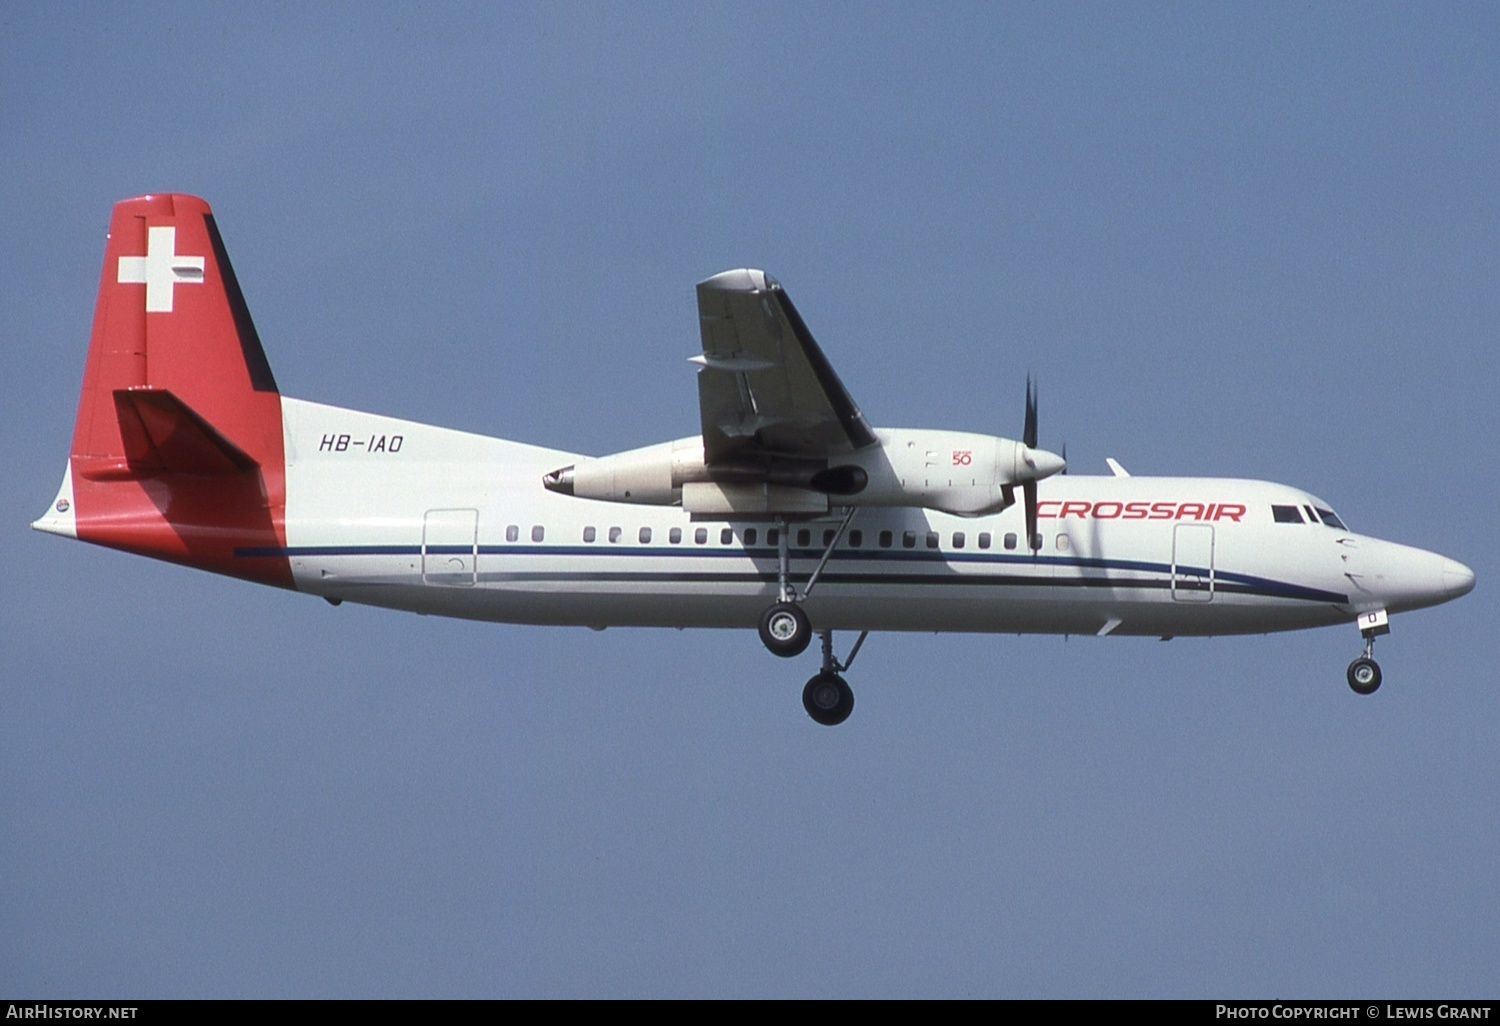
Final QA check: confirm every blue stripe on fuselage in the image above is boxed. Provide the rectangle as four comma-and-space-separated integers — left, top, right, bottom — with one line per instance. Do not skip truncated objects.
234, 542, 1347, 605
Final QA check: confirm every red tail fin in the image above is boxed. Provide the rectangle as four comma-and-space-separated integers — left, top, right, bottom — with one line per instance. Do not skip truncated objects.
38, 194, 291, 587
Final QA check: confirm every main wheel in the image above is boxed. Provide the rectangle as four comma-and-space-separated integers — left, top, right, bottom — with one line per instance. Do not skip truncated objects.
802, 672, 854, 726
758, 602, 812, 658
1347, 656, 1382, 695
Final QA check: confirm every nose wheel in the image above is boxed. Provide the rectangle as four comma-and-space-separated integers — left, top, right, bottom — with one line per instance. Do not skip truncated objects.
1347, 656, 1382, 695
1347, 609, 1388, 695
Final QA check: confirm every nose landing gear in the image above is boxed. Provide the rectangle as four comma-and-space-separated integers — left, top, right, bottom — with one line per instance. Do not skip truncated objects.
1347, 608, 1389, 695
1347, 655, 1382, 695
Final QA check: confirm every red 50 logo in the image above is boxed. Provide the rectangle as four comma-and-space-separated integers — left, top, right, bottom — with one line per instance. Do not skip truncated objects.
952, 450, 973, 466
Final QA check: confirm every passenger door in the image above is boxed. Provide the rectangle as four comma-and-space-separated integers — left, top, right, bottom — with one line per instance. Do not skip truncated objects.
422, 508, 478, 586
1171, 523, 1214, 601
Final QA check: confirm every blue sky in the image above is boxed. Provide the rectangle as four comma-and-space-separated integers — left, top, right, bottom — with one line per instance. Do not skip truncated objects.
3, 3, 1497, 997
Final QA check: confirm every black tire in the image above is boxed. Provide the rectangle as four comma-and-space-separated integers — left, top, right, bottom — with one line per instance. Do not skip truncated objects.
758, 602, 812, 658
1347, 656, 1382, 695
802, 672, 855, 726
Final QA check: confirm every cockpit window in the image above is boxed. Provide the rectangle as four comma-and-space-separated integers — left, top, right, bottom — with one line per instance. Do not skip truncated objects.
1315, 507, 1347, 530
1273, 502, 1348, 529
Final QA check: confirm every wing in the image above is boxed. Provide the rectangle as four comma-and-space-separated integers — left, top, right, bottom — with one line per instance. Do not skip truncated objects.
694, 269, 876, 465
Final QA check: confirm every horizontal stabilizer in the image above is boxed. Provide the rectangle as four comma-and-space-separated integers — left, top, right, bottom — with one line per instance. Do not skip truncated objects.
103, 386, 259, 477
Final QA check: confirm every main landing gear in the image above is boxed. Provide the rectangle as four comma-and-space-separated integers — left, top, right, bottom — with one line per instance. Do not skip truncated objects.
758, 602, 811, 658
1347, 608, 1389, 696
802, 629, 867, 727
754, 510, 864, 724
756, 509, 855, 660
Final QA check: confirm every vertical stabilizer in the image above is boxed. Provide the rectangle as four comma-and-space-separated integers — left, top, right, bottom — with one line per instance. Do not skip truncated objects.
35, 194, 292, 587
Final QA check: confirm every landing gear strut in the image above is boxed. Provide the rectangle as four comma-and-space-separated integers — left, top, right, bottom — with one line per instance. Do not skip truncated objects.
755, 508, 856, 658
749, 509, 866, 723
1347, 609, 1388, 695
802, 629, 867, 726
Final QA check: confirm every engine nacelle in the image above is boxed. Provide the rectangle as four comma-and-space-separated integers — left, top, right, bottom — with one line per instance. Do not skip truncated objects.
543, 437, 705, 506
542, 429, 1063, 518
543, 436, 868, 510
844, 429, 1058, 516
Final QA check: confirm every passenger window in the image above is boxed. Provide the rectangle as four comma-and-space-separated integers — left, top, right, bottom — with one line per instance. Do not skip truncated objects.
639, 527, 652, 544
848, 529, 863, 548
583, 526, 596, 543
902, 531, 916, 549
744, 528, 758, 546
953, 532, 965, 549
767, 528, 779, 545
1031, 533, 1043, 551
1272, 505, 1304, 524
669, 527, 682, 544
823, 529, 836, 546
609, 526, 622, 543
926, 532, 939, 549
1056, 534, 1069, 552
1004, 532, 1017, 550
797, 529, 811, 547
879, 530, 893, 548
720, 528, 732, 545
532, 525, 544, 542
978, 532, 991, 550
695, 527, 708, 545
506, 524, 519, 543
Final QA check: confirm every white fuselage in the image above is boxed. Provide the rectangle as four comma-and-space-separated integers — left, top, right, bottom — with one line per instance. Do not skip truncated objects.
274, 398, 1470, 638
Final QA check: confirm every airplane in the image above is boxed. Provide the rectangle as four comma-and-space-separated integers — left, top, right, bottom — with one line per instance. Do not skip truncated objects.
32, 194, 1475, 726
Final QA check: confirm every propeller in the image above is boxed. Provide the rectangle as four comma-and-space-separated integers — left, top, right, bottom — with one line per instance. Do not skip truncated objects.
1023, 377, 1040, 550
1023, 376, 1038, 449
999, 376, 1065, 549
1020, 376, 1068, 550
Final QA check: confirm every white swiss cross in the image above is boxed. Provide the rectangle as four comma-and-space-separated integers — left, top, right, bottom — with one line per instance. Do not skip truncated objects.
117, 226, 205, 313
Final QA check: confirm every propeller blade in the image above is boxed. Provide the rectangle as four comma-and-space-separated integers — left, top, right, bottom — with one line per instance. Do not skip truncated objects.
1024, 479, 1038, 551
1023, 376, 1038, 450
1060, 440, 1068, 475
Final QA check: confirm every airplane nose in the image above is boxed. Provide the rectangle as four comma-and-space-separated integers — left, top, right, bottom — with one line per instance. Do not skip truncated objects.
1442, 558, 1476, 600
1356, 540, 1475, 613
